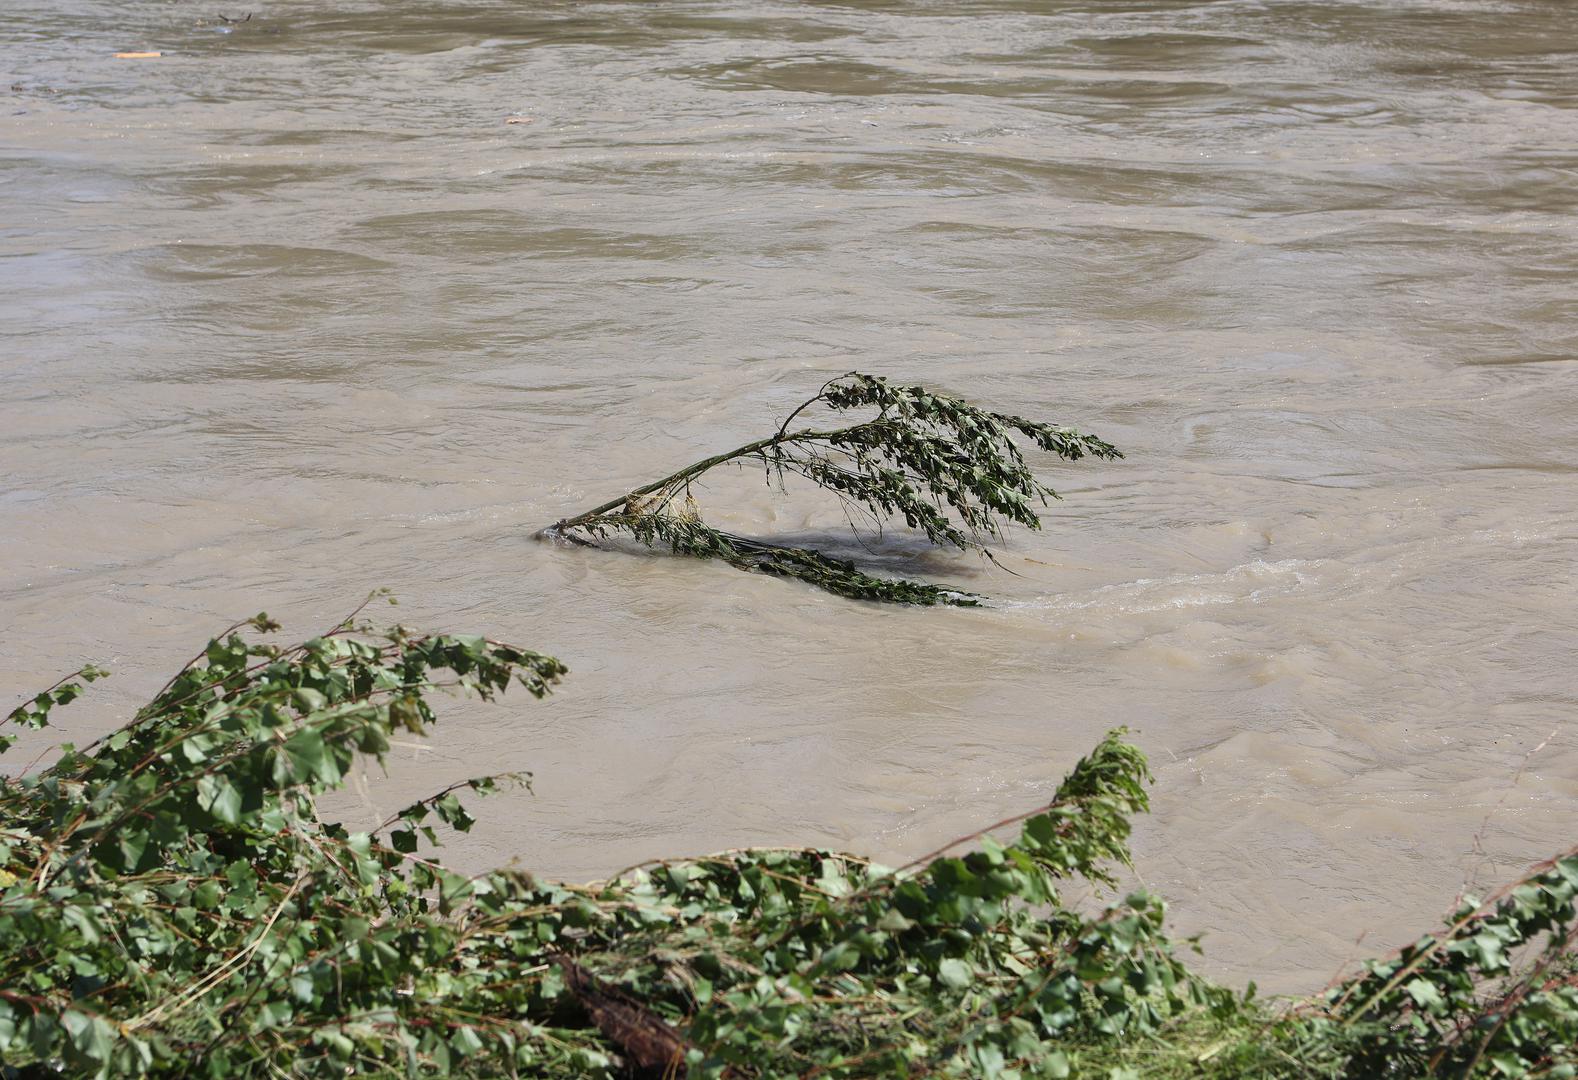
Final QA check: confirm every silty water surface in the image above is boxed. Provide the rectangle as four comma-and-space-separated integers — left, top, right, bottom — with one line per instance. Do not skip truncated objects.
4, 0, 1577, 991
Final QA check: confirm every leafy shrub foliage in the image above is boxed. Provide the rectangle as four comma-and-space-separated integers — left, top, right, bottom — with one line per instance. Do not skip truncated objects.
3, 611, 1576, 1077
1314, 847, 1578, 1077
541, 373, 1122, 605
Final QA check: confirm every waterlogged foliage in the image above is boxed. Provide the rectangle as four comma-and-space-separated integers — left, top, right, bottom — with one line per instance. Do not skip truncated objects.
542, 372, 1122, 605
548, 731, 1241, 1079
3, 611, 1578, 1078
0, 606, 568, 1078
0, 613, 1215, 1078
1312, 847, 1578, 1077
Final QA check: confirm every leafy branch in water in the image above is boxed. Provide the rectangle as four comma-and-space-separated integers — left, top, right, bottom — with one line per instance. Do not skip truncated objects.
539, 372, 1122, 605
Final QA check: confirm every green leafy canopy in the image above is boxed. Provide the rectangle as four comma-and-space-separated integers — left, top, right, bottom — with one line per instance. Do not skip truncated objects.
4, 605, 1578, 1078
0, 599, 567, 1078
540, 373, 1122, 606
0, 607, 1220, 1078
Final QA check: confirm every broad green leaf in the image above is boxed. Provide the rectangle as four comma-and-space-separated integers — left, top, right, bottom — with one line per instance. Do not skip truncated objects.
937, 958, 973, 989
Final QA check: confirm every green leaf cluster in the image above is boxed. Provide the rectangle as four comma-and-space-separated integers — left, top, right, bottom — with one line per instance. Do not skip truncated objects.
0, 612, 1220, 1078
0, 607, 568, 1078
1307, 851, 1578, 1077
546, 373, 1122, 605
536, 730, 1238, 1078
613, 512, 975, 606
4, 609, 1578, 1078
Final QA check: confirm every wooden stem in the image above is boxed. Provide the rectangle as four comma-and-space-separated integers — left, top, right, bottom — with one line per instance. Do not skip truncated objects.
535, 431, 802, 540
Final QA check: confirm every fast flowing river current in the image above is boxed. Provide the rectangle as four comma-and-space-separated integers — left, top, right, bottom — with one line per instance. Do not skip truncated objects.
4, 0, 1577, 993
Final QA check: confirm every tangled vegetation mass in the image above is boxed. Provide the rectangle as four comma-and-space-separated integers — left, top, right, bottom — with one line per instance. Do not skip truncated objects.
2, 611, 1577, 1077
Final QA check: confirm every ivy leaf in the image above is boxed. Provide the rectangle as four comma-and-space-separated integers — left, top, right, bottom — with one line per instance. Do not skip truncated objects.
433, 793, 476, 834
283, 727, 339, 786
60, 1010, 114, 1074
196, 774, 242, 826
1405, 977, 1446, 1012
937, 958, 973, 989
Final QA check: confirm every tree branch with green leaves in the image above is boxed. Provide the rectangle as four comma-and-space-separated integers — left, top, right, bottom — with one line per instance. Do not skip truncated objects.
5, 605, 1578, 1077
539, 372, 1122, 605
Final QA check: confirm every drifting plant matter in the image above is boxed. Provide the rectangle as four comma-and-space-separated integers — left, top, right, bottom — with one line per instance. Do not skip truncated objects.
4, 610, 1578, 1078
539, 373, 1122, 605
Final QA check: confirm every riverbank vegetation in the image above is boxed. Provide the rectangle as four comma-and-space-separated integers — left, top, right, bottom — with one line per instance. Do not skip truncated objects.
539, 373, 1121, 605
3, 611, 1576, 1077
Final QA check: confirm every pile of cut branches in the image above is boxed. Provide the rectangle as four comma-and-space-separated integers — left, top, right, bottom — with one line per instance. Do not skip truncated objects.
3, 612, 1577, 1078
540, 373, 1122, 605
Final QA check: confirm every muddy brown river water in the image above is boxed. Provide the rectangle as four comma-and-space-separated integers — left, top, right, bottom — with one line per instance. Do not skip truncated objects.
4, 0, 1578, 994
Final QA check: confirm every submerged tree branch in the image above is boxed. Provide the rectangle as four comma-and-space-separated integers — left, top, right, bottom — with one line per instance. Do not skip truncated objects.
538, 372, 1122, 605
